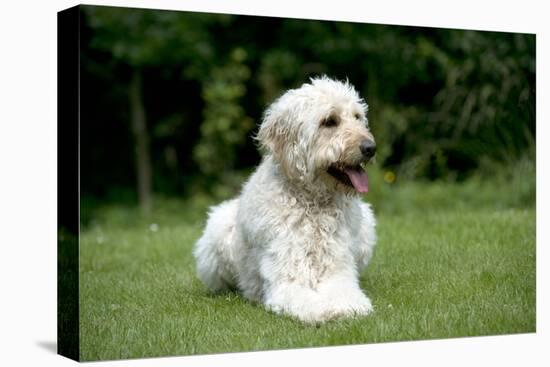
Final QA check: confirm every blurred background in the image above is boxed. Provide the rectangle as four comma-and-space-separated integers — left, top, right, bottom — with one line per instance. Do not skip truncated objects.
79, 5, 535, 222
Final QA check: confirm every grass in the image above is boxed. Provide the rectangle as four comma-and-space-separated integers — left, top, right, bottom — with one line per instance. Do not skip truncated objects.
79, 166, 535, 361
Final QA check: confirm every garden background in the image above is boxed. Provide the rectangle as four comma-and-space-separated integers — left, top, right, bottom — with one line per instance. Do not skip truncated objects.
75, 5, 535, 361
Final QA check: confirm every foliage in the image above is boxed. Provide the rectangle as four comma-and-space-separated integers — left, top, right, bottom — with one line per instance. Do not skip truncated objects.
418, 31, 535, 178
193, 48, 253, 176
81, 5, 535, 201
85, 6, 224, 69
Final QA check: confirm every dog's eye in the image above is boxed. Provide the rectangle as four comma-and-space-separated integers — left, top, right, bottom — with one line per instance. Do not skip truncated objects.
322, 117, 338, 127
354, 113, 361, 120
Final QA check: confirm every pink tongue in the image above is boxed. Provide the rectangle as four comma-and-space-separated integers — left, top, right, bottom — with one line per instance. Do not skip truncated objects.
344, 167, 369, 193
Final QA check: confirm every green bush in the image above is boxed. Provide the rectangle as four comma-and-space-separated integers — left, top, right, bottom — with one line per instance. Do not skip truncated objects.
82, 6, 536, 201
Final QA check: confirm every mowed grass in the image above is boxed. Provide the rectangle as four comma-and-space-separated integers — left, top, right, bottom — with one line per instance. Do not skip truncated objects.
79, 170, 535, 361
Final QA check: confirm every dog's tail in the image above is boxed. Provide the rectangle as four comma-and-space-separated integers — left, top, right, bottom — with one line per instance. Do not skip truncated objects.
193, 198, 240, 292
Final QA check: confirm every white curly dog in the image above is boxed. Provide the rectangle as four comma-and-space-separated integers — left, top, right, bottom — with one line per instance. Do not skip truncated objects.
194, 76, 377, 323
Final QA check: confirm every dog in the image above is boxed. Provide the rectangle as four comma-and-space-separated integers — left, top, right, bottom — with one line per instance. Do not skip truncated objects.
193, 76, 377, 323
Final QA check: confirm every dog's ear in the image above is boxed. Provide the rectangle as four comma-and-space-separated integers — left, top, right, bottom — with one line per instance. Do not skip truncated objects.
256, 102, 292, 156
255, 100, 310, 180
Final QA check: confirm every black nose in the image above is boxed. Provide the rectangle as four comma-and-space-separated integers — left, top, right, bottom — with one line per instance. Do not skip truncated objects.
360, 139, 376, 158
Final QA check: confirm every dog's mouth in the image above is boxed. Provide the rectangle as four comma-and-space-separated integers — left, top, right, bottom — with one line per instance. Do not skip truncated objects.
327, 164, 369, 194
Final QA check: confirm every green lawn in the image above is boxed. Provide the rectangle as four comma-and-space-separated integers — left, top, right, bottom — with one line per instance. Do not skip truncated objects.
79, 170, 535, 361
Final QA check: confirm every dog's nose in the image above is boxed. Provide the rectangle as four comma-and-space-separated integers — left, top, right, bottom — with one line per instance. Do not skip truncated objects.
360, 139, 376, 159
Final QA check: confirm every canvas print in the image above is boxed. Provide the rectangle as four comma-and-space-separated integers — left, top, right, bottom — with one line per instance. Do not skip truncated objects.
57, 4, 536, 362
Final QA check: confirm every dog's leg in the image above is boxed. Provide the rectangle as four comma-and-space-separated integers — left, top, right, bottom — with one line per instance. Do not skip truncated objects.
263, 281, 331, 323
263, 273, 372, 323
352, 202, 377, 270
194, 198, 240, 292
315, 271, 374, 319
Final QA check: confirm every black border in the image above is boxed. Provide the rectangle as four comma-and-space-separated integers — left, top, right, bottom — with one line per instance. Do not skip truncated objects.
57, 5, 81, 362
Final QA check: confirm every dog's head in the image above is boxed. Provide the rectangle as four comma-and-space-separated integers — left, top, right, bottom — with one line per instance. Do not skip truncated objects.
257, 76, 375, 195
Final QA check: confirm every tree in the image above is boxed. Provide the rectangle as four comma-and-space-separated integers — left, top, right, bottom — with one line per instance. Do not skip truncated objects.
84, 6, 228, 213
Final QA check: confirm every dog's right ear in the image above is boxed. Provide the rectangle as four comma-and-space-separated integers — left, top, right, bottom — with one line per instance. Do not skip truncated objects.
255, 94, 310, 180
255, 101, 292, 156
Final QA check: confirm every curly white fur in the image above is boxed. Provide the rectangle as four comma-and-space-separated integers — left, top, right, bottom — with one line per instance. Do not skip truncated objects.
194, 76, 377, 323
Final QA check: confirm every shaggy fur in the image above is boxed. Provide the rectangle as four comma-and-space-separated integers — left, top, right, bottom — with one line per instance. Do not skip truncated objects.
194, 76, 377, 323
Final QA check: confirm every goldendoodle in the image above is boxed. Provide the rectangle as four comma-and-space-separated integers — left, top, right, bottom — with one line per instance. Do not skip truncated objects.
194, 76, 377, 323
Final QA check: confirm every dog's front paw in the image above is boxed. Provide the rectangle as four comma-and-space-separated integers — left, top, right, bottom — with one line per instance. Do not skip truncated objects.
267, 301, 326, 324
264, 281, 374, 323
266, 297, 370, 324
320, 294, 374, 321
346, 295, 374, 316
290, 294, 374, 323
